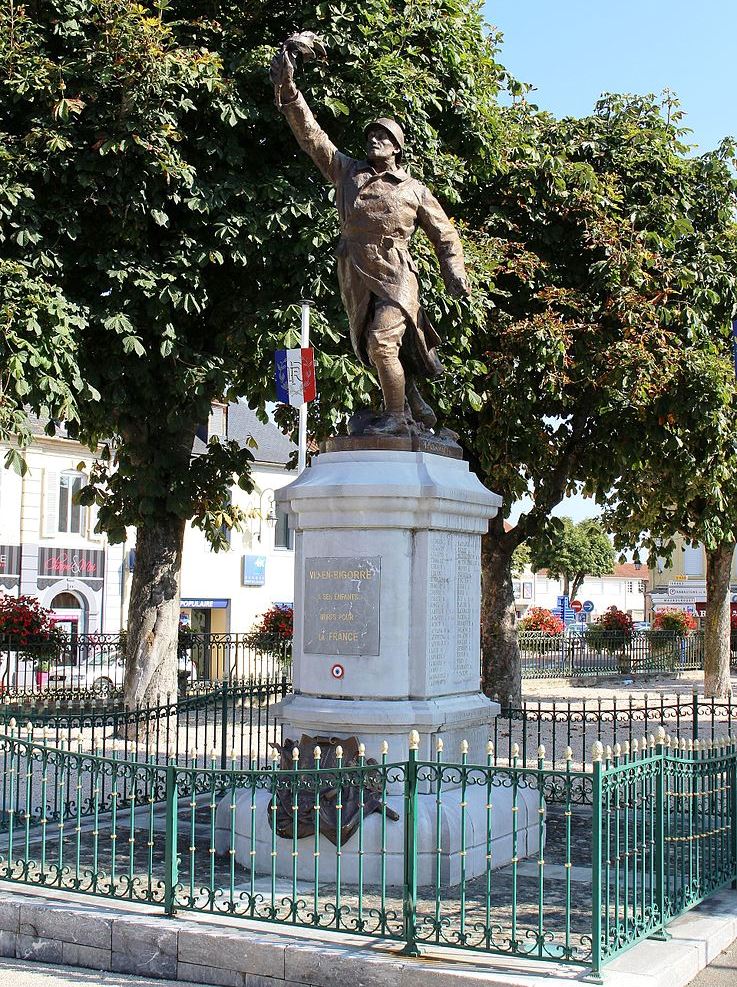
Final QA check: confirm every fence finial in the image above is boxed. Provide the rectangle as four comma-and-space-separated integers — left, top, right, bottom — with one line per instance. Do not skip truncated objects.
460, 739, 469, 756
632, 738, 639, 754
335, 745, 343, 760
511, 742, 520, 759
537, 744, 546, 760
380, 740, 389, 756
358, 742, 365, 758
565, 745, 573, 762
313, 745, 321, 760
655, 726, 666, 745
592, 741, 604, 762
487, 740, 495, 757
436, 737, 444, 754
409, 730, 420, 751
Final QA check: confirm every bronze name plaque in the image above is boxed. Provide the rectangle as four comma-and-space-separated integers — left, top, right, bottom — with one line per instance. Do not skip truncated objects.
303, 556, 381, 656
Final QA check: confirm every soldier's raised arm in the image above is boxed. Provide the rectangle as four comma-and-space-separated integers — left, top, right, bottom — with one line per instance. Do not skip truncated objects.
416, 188, 471, 298
271, 46, 346, 187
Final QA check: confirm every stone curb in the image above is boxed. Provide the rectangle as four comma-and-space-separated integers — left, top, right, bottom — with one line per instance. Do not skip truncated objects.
0, 883, 736, 986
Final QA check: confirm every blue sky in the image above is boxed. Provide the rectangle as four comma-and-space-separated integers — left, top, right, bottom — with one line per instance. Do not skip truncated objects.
484, 1, 736, 153
486, 2, 734, 525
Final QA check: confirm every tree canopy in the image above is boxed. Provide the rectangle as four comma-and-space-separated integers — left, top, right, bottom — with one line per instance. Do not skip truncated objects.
529, 517, 615, 601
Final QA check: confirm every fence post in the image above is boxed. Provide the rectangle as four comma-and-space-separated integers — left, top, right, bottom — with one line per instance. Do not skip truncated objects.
590, 741, 604, 982
692, 689, 699, 744
401, 729, 420, 956
220, 679, 229, 771
731, 739, 737, 890
652, 727, 670, 941
163, 757, 179, 916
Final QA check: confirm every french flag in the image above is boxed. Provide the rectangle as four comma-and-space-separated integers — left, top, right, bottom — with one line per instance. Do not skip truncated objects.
275, 348, 317, 407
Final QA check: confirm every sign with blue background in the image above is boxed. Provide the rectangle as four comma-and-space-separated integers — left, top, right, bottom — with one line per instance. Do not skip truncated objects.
242, 555, 267, 586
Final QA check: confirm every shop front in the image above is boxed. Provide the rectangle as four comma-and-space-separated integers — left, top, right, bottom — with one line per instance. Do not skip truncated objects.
180, 597, 230, 680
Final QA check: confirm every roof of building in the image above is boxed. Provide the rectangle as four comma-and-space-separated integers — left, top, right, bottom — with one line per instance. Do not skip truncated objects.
536, 563, 649, 579
226, 402, 296, 467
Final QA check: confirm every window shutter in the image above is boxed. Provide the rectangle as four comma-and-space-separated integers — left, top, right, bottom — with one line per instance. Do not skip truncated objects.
87, 499, 102, 542
41, 470, 60, 538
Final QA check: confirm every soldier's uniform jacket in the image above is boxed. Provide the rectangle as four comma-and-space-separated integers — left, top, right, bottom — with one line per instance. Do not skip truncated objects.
282, 91, 467, 377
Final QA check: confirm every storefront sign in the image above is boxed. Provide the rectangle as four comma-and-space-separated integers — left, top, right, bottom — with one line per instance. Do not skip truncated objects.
303, 556, 381, 656
242, 555, 267, 587
38, 547, 104, 579
0, 545, 21, 576
694, 602, 737, 619
180, 598, 229, 609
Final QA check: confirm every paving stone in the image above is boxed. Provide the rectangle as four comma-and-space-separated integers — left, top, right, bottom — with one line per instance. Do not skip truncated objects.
284, 942, 406, 987
246, 976, 304, 987
61, 941, 111, 971
177, 926, 285, 980
19, 902, 111, 949
16, 935, 63, 964
0, 900, 20, 933
0, 931, 17, 958
178, 960, 246, 986
111, 917, 178, 979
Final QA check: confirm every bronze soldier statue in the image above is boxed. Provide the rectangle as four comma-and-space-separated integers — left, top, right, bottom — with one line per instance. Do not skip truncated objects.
271, 34, 471, 438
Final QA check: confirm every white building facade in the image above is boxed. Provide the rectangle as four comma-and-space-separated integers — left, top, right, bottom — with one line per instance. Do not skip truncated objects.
0, 405, 298, 644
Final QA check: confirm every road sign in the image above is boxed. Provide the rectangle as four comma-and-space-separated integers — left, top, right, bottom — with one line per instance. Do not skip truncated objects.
571, 599, 583, 613
552, 595, 576, 625
582, 600, 594, 613
694, 602, 737, 619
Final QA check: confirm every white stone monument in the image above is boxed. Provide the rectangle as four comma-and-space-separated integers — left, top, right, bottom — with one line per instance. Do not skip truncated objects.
217, 446, 540, 885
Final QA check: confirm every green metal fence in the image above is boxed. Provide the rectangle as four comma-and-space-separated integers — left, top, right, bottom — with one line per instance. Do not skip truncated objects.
519, 630, 716, 679
1, 723, 734, 979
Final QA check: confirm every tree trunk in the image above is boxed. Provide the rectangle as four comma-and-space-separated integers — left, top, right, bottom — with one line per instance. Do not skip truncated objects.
704, 541, 734, 698
562, 573, 571, 598
570, 573, 584, 601
481, 517, 521, 707
124, 515, 187, 708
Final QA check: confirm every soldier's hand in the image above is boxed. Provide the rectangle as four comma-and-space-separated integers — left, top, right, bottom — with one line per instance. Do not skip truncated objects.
447, 274, 471, 298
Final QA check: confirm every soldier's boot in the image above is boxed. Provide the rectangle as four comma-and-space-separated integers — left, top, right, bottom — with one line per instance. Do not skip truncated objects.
405, 378, 437, 429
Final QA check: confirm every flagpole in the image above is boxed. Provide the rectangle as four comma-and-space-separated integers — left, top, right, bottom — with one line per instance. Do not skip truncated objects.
298, 300, 312, 473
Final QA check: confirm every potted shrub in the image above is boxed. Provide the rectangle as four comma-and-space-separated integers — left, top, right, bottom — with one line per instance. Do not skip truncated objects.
0, 595, 65, 690
587, 606, 634, 673
517, 607, 564, 636
245, 604, 293, 669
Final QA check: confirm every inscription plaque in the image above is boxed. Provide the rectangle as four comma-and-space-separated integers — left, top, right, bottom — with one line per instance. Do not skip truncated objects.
303, 556, 381, 656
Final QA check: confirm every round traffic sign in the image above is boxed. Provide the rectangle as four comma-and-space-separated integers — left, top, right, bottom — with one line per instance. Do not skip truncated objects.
582, 600, 594, 613
571, 599, 583, 613
331, 663, 345, 680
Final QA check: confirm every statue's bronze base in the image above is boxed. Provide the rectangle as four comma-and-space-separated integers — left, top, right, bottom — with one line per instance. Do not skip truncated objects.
321, 433, 463, 459
319, 407, 464, 459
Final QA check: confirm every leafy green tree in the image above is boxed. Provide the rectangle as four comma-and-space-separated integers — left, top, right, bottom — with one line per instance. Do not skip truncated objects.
0, 261, 92, 472
510, 541, 531, 577
1, 0, 512, 703
437, 94, 737, 704
529, 517, 614, 601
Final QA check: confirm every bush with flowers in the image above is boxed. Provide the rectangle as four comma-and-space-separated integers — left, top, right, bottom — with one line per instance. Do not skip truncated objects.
518, 607, 564, 636
245, 604, 293, 664
0, 594, 66, 662
584, 606, 634, 670
652, 608, 697, 635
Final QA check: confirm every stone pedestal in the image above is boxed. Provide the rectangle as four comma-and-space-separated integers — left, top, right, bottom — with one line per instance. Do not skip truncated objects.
274, 448, 502, 766
220, 447, 543, 885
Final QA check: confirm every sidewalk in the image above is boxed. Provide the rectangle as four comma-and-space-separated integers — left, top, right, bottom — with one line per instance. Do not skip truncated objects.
687, 940, 737, 986
0, 957, 199, 987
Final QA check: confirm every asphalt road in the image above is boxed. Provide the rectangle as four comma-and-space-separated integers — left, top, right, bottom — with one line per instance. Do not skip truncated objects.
687, 940, 737, 986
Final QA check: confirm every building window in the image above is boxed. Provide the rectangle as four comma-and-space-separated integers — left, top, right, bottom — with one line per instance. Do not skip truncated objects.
58, 473, 86, 534
683, 544, 703, 577
627, 581, 634, 593
274, 506, 293, 550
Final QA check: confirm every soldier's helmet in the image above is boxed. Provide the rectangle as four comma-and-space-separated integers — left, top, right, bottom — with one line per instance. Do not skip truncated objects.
364, 118, 405, 160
